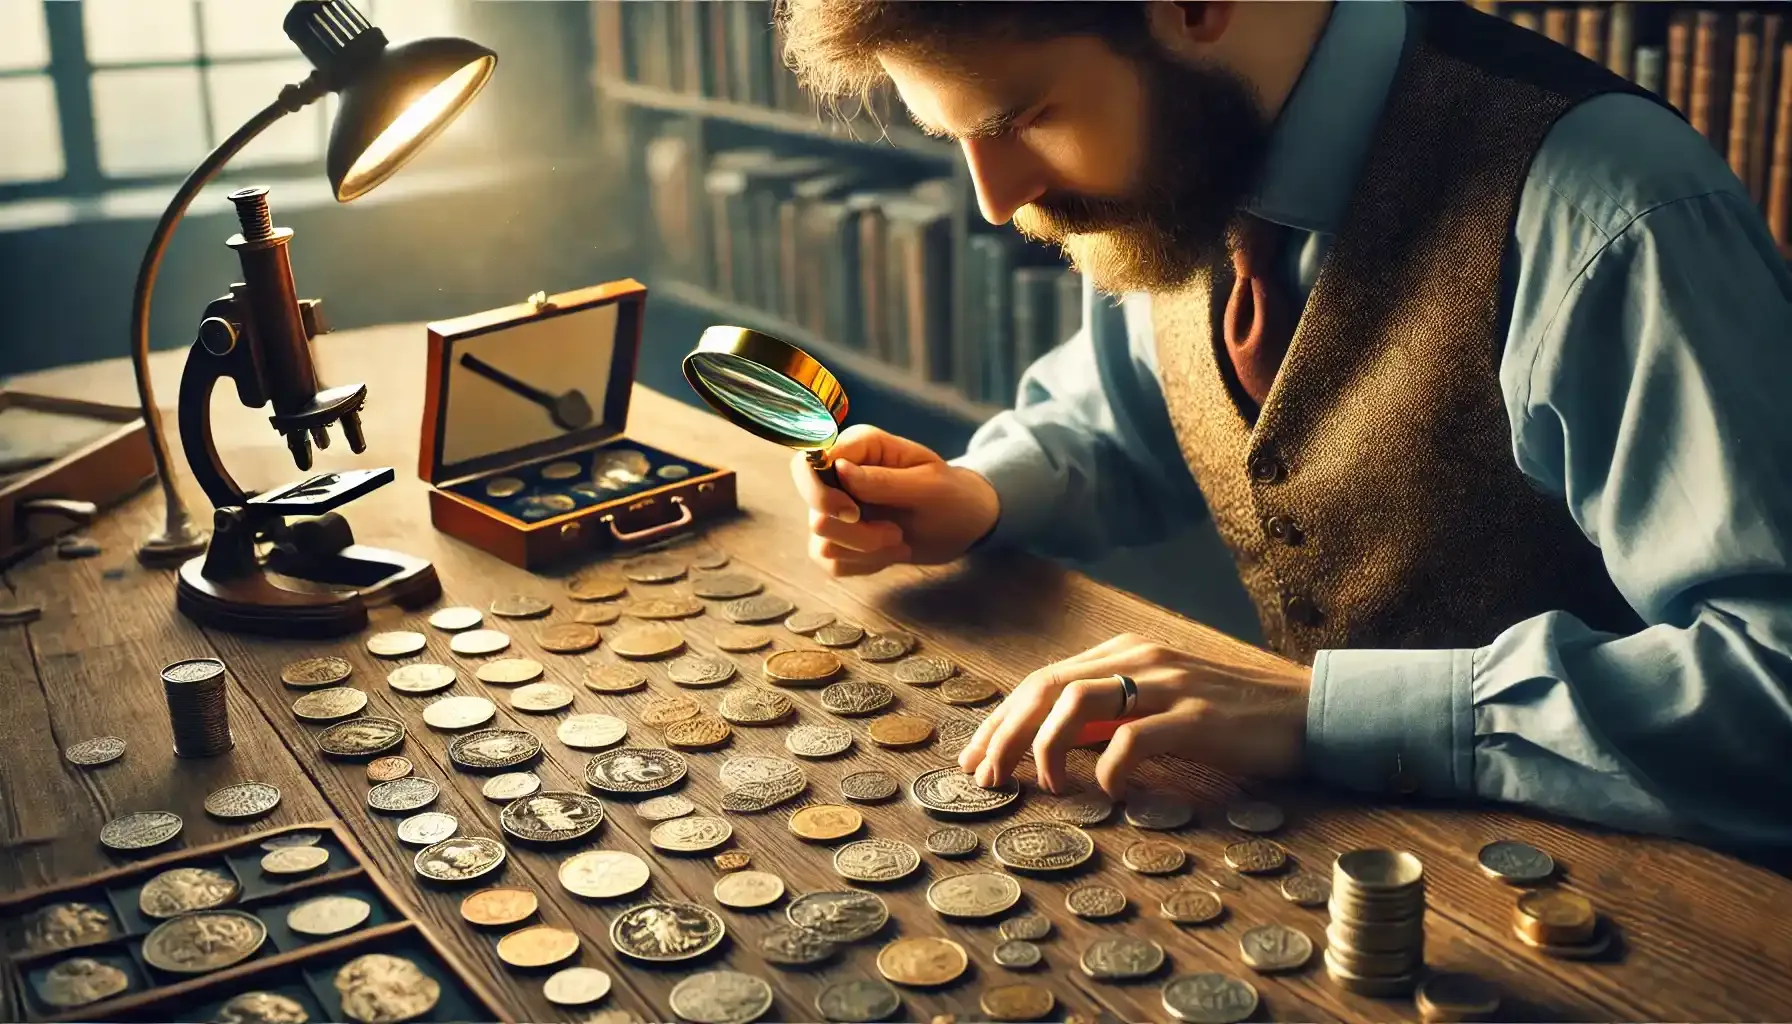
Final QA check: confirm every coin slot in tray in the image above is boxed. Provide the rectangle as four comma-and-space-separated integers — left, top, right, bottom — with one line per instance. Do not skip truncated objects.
295, 930, 495, 1024
18, 947, 147, 1019
223, 837, 356, 900
443, 440, 714, 521
255, 882, 400, 956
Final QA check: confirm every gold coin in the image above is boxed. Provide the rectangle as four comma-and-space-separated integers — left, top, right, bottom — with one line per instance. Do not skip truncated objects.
718, 687, 793, 725
1122, 839, 1187, 875
714, 851, 752, 872
610, 622, 685, 659
335, 953, 440, 1024
813, 622, 865, 648
261, 845, 330, 876
292, 686, 368, 722
789, 804, 864, 842
367, 631, 426, 658
539, 622, 601, 654
1514, 890, 1597, 945
764, 649, 843, 685
1280, 873, 1330, 907
585, 663, 648, 693
713, 869, 785, 909
575, 604, 622, 626
486, 476, 525, 498
567, 572, 627, 601
477, 657, 544, 685
1161, 888, 1225, 925
867, 714, 935, 749
663, 714, 733, 750
639, 693, 704, 728
496, 924, 580, 968
715, 627, 772, 652
367, 756, 413, 782
624, 595, 705, 620
939, 677, 1000, 706
980, 983, 1055, 1022
542, 460, 582, 480
428, 606, 483, 631
450, 629, 511, 656
622, 555, 686, 583
877, 936, 968, 987
1224, 839, 1288, 875
491, 594, 553, 619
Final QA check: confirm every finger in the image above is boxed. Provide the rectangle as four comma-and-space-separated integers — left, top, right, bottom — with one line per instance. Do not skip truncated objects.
835, 459, 927, 508
1095, 706, 1205, 797
815, 539, 910, 565
809, 536, 902, 577
958, 702, 1010, 772
810, 508, 904, 553
1031, 675, 1124, 794
957, 635, 1146, 774
833, 424, 942, 468
791, 452, 862, 524
979, 652, 1187, 787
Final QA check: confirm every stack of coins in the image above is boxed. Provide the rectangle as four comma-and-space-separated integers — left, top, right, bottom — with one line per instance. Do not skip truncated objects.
162, 657, 233, 757
1511, 890, 1606, 957
1325, 848, 1426, 996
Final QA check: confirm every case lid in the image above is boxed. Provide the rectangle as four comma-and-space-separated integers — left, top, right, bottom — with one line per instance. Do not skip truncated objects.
419, 279, 647, 485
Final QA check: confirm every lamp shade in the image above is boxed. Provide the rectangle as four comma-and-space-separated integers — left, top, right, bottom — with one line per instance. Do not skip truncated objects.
327, 35, 495, 201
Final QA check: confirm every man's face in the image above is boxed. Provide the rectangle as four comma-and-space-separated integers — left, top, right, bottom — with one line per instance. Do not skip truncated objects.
884, 32, 1270, 293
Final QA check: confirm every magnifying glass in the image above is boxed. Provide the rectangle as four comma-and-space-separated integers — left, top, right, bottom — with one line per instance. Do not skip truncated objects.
682, 326, 853, 490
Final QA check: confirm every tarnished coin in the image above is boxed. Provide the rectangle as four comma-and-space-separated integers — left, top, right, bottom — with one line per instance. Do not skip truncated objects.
691, 548, 730, 570
840, 770, 899, 803
502, 791, 606, 843
637, 794, 695, 820
541, 460, 582, 481
397, 811, 458, 846
575, 604, 622, 626
283, 656, 352, 688
1239, 923, 1312, 973
448, 728, 541, 771
1124, 789, 1195, 830
834, 838, 921, 883
449, 629, 511, 656
992, 821, 1094, 872
539, 622, 601, 654
610, 901, 725, 961
586, 663, 649, 692
100, 810, 182, 851
1162, 888, 1225, 924
718, 755, 806, 789
790, 804, 864, 842
368, 777, 440, 814
641, 693, 705, 728
510, 681, 575, 713
428, 606, 483, 632
721, 779, 807, 814
982, 982, 1053, 1020
940, 677, 1000, 706
669, 969, 773, 1024
1045, 786, 1114, 826
460, 886, 539, 927
293, 686, 368, 722
652, 815, 733, 853
720, 687, 793, 725
367, 631, 426, 658
866, 715, 933, 749
334, 953, 441, 1024
586, 746, 689, 793
723, 594, 797, 624
1123, 839, 1187, 875
483, 771, 542, 801
669, 654, 738, 687
486, 476, 525, 498
992, 939, 1043, 970
762, 924, 838, 968
1224, 839, 1288, 875
205, 781, 283, 820
764, 649, 843, 685
36, 956, 129, 1009
544, 966, 613, 1008
214, 991, 308, 1023
368, 756, 413, 782
714, 869, 785, 909
1224, 800, 1285, 834
567, 571, 628, 601
622, 555, 685, 584
1080, 935, 1165, 980
821, 680, 894, 716
498, 923, 580, 967
817, 980, 900, 1023
388, 663, 457, 694
415, 835, 506, 883
475, 657, 544, 686
787, 890, 889, 942
22, 902, 114, 955
691, 573, 763, 601
927, 872, 1021, 918
715, 851, 752, 871
1280, 873, 1330, 907
560, 849, 650, 899
287, 895, 372, 937
877, 935, 968, 986
935, 718, 978, 757
1415, 972, 1502, 1022
1478, 839, 1556, 884
139, 866, 239, 918
143, 910, 265, 973
559, 713, 629, 749
664, 714, 734, 750
814, 622, 865, 648
1161, 973, 1259, 1024
786, 724, 853, 758
715, 627, 772, 652
911, 766, 1020, 816
421, 695, 496, 730
261, 845, 330, 875
491, 594, 552, 619
610, 622, 686, 659
784, 610, 836, 635
859, 631, 917, 662
623, 594, 706, 620
63, 736, 126, 767
925, 826, 980, 858
1065, 884, 1127, 920
892, 656, 954, 686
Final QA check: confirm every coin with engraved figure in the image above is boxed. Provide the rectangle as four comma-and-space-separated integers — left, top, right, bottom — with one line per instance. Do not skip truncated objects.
205, 782, 283, 820
368, 777, 439, 814
690, 573, 763, 601
816, 979, 899, 1022
260, 845, 329, 876
538, 622, 600, 654
999, 912, 1051, 941
935, 718, 978, 757
722, 594, 796, 624
713, 870, 785, 909
334, 953, 441, 1024
397, 811, 458, 847
609, 622, 686, 659
476, 658, 542, 686
585, 663, 648, 693
142, 910, 266, 974
939, 677, 999, 706
414, 836, 506, 883
1161, 888, 1225, 925
790, 804, 863, 842
651, 815, 733, 853
992, 821, 1093, 872
292, 686, 368, 722
568, 571, 628, 601
719, 755, 806, 789
1080, 935, 1165, 980
721, 779, 807, 814
501, 791, 606, 843
669, 654, 738, 687
586, 746, 689, 794
317, 717, 405, 759
388, 663, 457, 694
715, 627, 772, 653
892, 656, 954, 686
64, 736, 126, 767
1044, 785, 1114, 826
576, 603, 622, 625
761, 924, 837, 967
1280, 873, 1330, 906
911, 767, 1020, 816
1239, 924, 1313, 973
482, 772, 541, 802
559, 849, 650, 899
719, 688, 792, 725
992, 939, 1042, 970
927, 873, 1021, 918
785, 724, 853, 758
858, 631, 917, 662
1161, 973, 1260, 1024
214, 991, 309, 1023
715, 851, 752, 871
36, 957, 129, 1009
282, 656, 352, 688
623, 595, 705, 620
139, 867, 239, 918
620, 553, 683, 583
820, 680, 894, 716
833, 838, 921, 883
669, 970, 773, 1024
1478, 839, 1556, 884
610, 901, 725, 961
559, 713, 629, 750
1224, 800, 1285, 834
877, 936, 968, 987
637, 794, 695, 820
367, 631, 426, 658
510, 681, 575, 713
925, 826, 980, 858
840, 770, 899, 803
786, 890, 889, 943
23, 903, 114, 955
1065, 884, 1127, 920
287, 895, 372, 937
448, 729, 541, 771
764, 649, 843, 685
100, 810, 183, 851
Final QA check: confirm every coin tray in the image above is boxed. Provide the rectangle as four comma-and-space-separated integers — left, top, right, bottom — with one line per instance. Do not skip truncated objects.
442, 439, 713, 520
0, 820, 508, 1023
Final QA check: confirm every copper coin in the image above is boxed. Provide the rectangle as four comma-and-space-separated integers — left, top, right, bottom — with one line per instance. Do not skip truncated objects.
539, 622, 601, 654
567, 572, 627, 601
477, 657, 544, 685
586, 663, 649, 692
366, 631, 426, 658
639, 693, 704, 728
461, 886, 539, 927
282, 656, 352, 688
940, 677, 999, 706
715, 627, 772, 652
491, 594, 553, 619
497, 924, 580, 968
859, 631, 917, 662
624, 595, 705, 620
784, 610, 835, 635
764, 649, 842, 685
622, 556, 686, 583
790, 804, 864, 842
981, 983, 1054, 1021
610, 622, 685, 659
449, 629, 511, 656
663, 714, 733, 750
428, 606, 483, 631
367, 756, 413, 782
814, 622, 865, 648
690, 572, 763, 600
575, 604, 622, 626
714, 850, 752, 872
387, 663, 457, 694
722, 594, 796, 624
867, 714, 934, 748
877, 936, 968, 987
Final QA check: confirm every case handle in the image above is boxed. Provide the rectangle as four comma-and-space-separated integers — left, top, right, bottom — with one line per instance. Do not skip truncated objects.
604, 496, 692, 543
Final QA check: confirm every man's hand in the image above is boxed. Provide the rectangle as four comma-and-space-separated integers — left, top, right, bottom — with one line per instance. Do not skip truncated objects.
791, 424, 1001, 577
958, 632, 1312, 796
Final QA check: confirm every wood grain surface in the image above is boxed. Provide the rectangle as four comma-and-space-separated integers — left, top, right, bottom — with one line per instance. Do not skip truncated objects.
3, 322, 1790, 1023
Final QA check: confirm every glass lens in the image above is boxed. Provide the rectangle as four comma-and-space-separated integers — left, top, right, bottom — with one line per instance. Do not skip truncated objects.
687, 352, 838, 447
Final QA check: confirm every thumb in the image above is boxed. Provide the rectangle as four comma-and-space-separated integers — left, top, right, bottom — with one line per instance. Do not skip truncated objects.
1094, 707, 1201, 797
836, 459, 926, 508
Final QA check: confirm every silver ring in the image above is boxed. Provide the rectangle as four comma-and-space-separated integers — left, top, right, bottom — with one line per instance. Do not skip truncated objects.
1116, 675, 1139, 718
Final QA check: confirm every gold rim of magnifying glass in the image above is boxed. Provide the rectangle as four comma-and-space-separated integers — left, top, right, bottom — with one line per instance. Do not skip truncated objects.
682, 326, 850, 449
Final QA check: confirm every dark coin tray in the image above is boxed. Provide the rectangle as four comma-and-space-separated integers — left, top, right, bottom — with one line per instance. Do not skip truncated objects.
443, 439, 716, 520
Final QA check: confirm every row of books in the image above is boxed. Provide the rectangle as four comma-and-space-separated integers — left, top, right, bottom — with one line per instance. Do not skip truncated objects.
642, 131, 1080, 405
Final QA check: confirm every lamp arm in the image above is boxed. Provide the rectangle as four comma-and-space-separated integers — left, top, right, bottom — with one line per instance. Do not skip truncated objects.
130, 71, 331, 564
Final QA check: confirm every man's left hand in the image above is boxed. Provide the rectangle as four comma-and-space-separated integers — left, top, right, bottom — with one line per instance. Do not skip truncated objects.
957, 632, 1313, 797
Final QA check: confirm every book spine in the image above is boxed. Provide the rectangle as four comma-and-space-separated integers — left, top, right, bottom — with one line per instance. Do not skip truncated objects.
1635, 45, 1665, 98
1731, 12, 1762, 185
1751, 15, 1785, 204
858, 208, 888, 362
884, 220, 912, 371
919, 215, 954, 383
709, 0, 732, 101
1689, 10, 1730, 148
1541, 5, 1573, 48
778, 197, 801, 324
1769, 42, 1792, 247
645, 133, 695, 279
1508, 5, 1542, 35
593, 1, 625, 82
1574, 4, 1605, 65
981, 237, 1017, 404
1668, 10, 1693, 114
707, 186, 735, 301
955, 236, 987, 403
1606, 3, 1634, 80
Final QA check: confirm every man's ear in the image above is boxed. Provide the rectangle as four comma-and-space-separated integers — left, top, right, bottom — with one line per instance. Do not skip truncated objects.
1150, 1, 1236, 51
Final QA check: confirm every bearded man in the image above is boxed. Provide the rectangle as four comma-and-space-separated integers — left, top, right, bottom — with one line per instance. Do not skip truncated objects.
776, 0, 1792, 851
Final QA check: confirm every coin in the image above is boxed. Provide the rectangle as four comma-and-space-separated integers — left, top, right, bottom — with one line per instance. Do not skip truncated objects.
415, 835, 506, 883
368, 777, 440, 814
911, 766, 1020, 815
787, 890, 890, 942
624, 594, 706, 620
719, 755, 806, 790
712, 627, 770, 653
261, 830, 323, 851
840, 770, 899, 803
939, 677, 999, 706
214, 991, 308, 1023
1415, 971, 1501, 1021
1080, 935, 1164, 980
723, 594, 796, 623
560, 849, 651, 898
287, 894, 372, 937
814, 622, 865, 647
388, 663, 458, 693
1045, 786, 1114, 825
1280, 872, 1330, 906
460, 886, 539, 927
283, 656, 352, 687
992, 821, 1094, 872
510, 681, 575, 712
878, 936, 967, 986
610, 622, 685, 658
925, 826, 980, 858
1224, 799, 1284, 833
542, 460, 582, 480
1123, 789, 1195, 830
936, 718, 978, 756
686, 547, 727, 569
1224, 839, 1287, 874
670, 970, 773, 1024
638, 794, 696, 820
1513, 889, 1597, 946
1477, 839, 1556, 884
1065, 883, 1127, 919
762, 924, 838, 967
691, 573, 763, 600
540, 622, 601, 654
544, 966, 613, 1007
652, 815, 733, 853
981, 983, 1053, 1020
36, 957, 129, 1009
791, 804, 864, 842
610, 901, 725, 961
665, 714, 734, 749
100, 810, 182, 851
640, 693, 703, 728
1239, 923, 1312, 972
764, 649, 842, 685
497, 923, 580, 968
715, 850, 752, 871
586, 663, 649, 692
63, 736, 126, 767
568, 571, 628, 601
832, 838, 921, 882
784, 609, 835, 635
139, 866, 239, 918
335, 953, 441, 1024
714, 869, 785, 909
261, 845, 330, 875
367, 631, 426, 658
428, 606, 484, 631
1123, 839, 1187, 875
1335, 847, 1425, 890
502, 791, 606, 842
142, 909, 265, 973
559, 713, 629, 749
622, 554, 685, 583
892, 656, 954, 686
292, 686, 367, 722
927, 872, 1021, 918
22, 903, 113, 955
205, 781, 283, 820
821, 680, 894, 716
722, 778, 807, 814
669, 654, 738, 687
449, 629, 511, 656
486, 476, 525, 497
1161, 973, 1259, 1023
991, 939, 1043, 970
398, 811, 458, 846
1161, 888, 1225, 924
358, 759, 413, 788
816, 978, 899, 1022
492, 594, 553, 619
422, 694, 496, 730
576, 604, 622, 625
782, 725, 850, 759
483, 771, 542, 801
720, 687, 793, 725
859, 631, 917, 663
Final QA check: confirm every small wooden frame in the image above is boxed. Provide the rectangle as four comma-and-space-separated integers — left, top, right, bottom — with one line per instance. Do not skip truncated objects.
0, 820, 510, 1023
418, 279, 738, 569
0, 389, 154, 566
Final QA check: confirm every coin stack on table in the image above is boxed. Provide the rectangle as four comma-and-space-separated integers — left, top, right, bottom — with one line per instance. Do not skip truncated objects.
161, 657, 233, 757
1325, 848, 1426, 996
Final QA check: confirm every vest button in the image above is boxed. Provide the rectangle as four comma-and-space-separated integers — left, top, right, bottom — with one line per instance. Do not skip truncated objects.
1248, 454, 1285, 484
1264, 515, 1302, 544
1283, 593, 1322, 627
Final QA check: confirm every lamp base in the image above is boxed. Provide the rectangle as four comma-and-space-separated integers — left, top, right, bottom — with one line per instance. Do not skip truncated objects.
138, 522, 210, 567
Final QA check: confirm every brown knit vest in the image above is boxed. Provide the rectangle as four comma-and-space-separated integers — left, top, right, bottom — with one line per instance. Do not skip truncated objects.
1154, 5, 1650, 664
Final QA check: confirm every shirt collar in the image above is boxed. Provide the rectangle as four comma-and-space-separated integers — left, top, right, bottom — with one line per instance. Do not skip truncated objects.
1246, 0, 1409, 235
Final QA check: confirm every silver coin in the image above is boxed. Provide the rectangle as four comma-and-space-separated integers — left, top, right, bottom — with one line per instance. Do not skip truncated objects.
509, 681, 575, 713
610, 901, 725, 961
1000, 912, 1051, 941
819, 680, 894, 716
992, 939, 1042, 969
397, 811, 459, 846
544, 966, 614, 1008
721, 594, 796, 624
813, 622, 864, 648
1123, 789, 1195, 830
421, 695, 496, 731
840, 770, 900, 803
317, 716, 406, 759
650, 815, 733, 853
785, 724, 853, 758
501, 791, 606, 843
585, 746, 688, 794
1224, 800, 1285, 834
1046, 785, 1114, 825
911, 766, 1020, 815
891, 655, 954, 685
718, 687, 793, 725
490, 594, 553, 619
832, 838, 921, 883
35, 957, 129, 1009
784, 609, 836, 635
99, 811, 182, 851
281, 656, 352, 688
559, 849, 652, 899
139, 867, 239, 918
260, 846, 330, 875
482, 771, 542, 802
636, 794, 696, 821
428, 605, 485, 631
786, 890, 889, 943
689, 573, 763, 601
367, 777, 440, 814
414, 836, 506, 883
719, 755, 806, 789
63, 736, 126, 767
1280, 872, 1331, 907
204, 782, 282, 820
816, 978, 900, 1022
1080, 935, 1165, 980
713, 870, 786, 909
669, 970, 772, 1024
760, 924, 837, 967
1477, 839, 1555, 884
386, 663, 457, 694
991, 821, 1094, 872
292, 686, 368, 722
668, 654, 738, 687
925, 826, 980, 858
558, 713, 630, 750
448, 729, 542, 771
935, 718, 978, 756
287, 894, 373, 937
858, 631, 917, 662
927, 872, 1021, 919
1162, 973, 1260, 1024
720, 778, 807, 814
1065, 884, 1127, 920
260, 830, 324, 851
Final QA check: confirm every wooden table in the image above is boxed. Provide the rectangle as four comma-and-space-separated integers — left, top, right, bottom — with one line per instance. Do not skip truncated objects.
4, 322, 1790, 1023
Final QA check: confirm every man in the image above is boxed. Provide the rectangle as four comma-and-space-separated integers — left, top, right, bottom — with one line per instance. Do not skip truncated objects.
776, 0, 1792, 850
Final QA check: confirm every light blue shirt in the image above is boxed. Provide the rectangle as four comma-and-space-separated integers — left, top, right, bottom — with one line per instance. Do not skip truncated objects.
951, 1, 1792, 851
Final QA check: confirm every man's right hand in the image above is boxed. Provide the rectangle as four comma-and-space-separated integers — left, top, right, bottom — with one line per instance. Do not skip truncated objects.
790, 424, 1002, 577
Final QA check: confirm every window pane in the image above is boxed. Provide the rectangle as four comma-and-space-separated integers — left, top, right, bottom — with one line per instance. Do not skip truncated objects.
0, 75, 65, 183
84, 0, 199, 64
207, 60, 322, 167
199, 0, 297, 59
0, 2, 50, 71
370, 0, 464, 44
92, 67, 208, 176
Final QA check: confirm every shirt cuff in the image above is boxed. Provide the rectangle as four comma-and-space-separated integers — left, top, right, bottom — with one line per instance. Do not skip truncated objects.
1306, 646, 1476, 799
948, 433, 1062, 550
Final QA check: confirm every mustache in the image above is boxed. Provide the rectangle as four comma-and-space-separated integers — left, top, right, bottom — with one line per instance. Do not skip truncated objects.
1013, 191, 1143, 240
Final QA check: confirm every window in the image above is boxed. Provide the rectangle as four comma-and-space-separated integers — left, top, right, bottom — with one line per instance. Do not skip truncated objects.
0, 3, 63, 185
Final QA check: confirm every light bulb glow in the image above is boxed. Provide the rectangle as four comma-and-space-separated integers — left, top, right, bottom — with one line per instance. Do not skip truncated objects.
341, 55, 491, 199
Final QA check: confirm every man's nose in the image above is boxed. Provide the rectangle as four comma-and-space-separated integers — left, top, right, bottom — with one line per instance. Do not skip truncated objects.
963, 138, 1047, 226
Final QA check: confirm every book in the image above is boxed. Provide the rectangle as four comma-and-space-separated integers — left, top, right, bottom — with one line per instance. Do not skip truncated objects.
1542, 6, 1573, 49
592, 1, 625, 82
644, 130, 696, 281
1667, 9, 1694, 114
1606, 3, 1634, 80
1749, 14, 1784, 204
1635, 45, 1666, 99
1729, 12, 1762, 186
882, 192, 956, 382
1575, 4, 1606, 65
1769, 41, 1792, 247
1011, 267, 1063, 373
1688, 9, 1732, 148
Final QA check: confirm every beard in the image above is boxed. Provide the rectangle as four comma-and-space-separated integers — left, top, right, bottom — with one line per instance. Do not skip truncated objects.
1011, 48, 1272, 294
